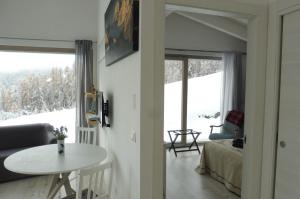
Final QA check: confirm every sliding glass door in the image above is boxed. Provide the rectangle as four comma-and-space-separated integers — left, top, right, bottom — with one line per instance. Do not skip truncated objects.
164, 56, 223, 143
187, 58, 223, 142
164, 59, 183, 143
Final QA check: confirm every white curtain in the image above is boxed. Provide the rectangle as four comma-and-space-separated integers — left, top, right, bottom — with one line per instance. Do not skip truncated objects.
221, 53, 235, 122
221, 52, 246, 122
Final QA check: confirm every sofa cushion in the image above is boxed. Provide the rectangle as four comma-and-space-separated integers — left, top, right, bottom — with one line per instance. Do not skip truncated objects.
0, 147, 32, 183
225, 110, 244, 127
0, 147, 29, 159
0, 123, 53, 150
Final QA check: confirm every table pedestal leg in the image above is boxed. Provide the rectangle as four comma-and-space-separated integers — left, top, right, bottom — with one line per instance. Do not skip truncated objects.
47, 173, 76, 199
62, 173, 76, 195
47, 174, 61, 199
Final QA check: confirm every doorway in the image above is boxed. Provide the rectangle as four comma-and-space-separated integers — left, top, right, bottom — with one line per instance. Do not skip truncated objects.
164, 6, 248, 199
156, 1, 268, 199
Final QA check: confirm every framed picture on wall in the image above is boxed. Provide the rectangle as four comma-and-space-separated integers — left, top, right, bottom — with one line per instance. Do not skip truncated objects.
105, 0, 139, 66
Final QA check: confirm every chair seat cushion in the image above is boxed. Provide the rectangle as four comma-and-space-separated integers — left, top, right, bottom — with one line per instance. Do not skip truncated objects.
209, 133, 235, 140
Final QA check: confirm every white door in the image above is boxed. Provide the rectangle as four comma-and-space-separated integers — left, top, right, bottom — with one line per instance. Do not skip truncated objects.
275, 10, 300, 199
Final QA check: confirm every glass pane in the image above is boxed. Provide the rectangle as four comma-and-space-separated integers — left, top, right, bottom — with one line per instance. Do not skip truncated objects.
0, 51, 76, 143
187, 58, 223, 142
164, 60, 183, 143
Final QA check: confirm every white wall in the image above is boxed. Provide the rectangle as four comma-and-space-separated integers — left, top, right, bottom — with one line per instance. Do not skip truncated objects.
166, 13, 247, 52
238, 0, 268, 4
98, 0, 267, 199
276, 0, 300, 10
98, 0, 165, 198
97, 1, 141, 199
177, 12, 247, 41
0, 0, 98, 46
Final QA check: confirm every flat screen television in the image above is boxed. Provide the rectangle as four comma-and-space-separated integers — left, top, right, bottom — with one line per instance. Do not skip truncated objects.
99, 92, 110, 127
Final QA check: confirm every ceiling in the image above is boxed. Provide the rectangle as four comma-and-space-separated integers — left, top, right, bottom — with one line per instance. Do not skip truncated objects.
165, 6, 248, 41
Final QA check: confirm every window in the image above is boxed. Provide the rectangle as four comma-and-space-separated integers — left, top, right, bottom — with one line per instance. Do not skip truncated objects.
164, 55, 223, 143
187, 58, 223, 142
164, 59, 183, 142
0, 50, 76, 143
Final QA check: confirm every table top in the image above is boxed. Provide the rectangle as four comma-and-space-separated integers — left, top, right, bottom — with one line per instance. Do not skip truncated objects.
4, 143, 107, 175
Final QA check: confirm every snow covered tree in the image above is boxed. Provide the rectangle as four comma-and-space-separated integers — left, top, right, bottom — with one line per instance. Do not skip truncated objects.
0, 65, 76, 120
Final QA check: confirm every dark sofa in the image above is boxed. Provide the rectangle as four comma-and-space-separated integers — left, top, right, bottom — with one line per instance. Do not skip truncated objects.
0, 123, 56, 183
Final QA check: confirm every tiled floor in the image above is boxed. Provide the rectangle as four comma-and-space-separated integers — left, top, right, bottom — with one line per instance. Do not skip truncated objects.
166, 148, 241, 199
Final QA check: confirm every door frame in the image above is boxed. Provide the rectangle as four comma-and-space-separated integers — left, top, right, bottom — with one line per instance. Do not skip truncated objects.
153, 0, 269, 199
261, 3, 300, 199
164, 56, 187, 144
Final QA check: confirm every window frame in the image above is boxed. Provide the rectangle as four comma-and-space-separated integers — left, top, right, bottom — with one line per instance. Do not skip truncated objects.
0, 45, 75, 54
0, 47, 76, 142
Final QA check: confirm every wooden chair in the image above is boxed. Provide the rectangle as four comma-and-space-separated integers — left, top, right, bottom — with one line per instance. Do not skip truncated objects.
76, 127, 98, 145
70, 127, 99, 183
63, 154, 113, 199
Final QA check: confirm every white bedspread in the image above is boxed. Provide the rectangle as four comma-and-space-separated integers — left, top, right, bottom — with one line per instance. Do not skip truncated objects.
195, 140, 243, 196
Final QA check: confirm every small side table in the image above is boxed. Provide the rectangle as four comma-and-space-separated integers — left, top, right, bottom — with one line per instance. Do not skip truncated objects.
168, 129, 201, 157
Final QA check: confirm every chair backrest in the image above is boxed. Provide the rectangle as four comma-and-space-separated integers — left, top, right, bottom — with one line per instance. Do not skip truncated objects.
76, 127, 98, 145
76, 154, 113, 199
225, 110, 244, 128
0, 123, 54, 150
223, 110, 244, 137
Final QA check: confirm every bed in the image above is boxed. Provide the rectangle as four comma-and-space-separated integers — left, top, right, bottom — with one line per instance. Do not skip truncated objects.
195, 139, 243, 196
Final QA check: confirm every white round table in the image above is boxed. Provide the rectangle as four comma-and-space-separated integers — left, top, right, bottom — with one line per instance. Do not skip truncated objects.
4, 143, 107, 175
4, 143, 107, 199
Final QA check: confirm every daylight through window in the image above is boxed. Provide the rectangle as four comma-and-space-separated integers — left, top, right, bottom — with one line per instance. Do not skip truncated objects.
0, 51, 76, 143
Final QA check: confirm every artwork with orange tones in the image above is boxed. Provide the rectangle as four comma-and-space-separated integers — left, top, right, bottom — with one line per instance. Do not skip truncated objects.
105, 0, 139, 66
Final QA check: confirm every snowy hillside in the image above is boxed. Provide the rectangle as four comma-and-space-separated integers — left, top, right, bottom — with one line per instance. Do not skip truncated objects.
0, 73, 222, 144
164, 72, 222, 142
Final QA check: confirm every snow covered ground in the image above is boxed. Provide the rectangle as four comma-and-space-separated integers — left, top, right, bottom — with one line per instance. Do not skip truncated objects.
164, 72, 222, 142
0, 108, 76, 143
0, 72, 222, 144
